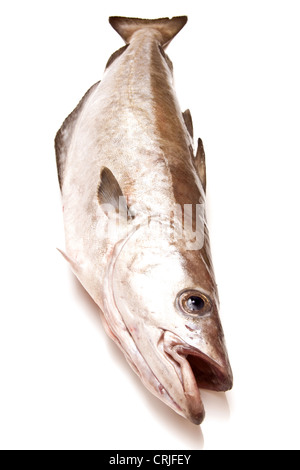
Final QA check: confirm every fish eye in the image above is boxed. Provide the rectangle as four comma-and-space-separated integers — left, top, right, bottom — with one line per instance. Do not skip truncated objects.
186, 296, 205, 311
176, 290, 211, 316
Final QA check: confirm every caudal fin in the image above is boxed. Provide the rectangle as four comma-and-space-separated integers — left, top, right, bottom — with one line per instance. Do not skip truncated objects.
109, 16, 187, 47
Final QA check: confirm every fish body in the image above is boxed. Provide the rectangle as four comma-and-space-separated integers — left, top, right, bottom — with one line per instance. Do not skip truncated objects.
55, 16, 233, 424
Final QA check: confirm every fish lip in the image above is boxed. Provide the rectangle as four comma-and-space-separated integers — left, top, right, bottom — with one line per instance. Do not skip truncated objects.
163, 332, 204, 424
175, 340, 233, 392
163, 331, 233, 424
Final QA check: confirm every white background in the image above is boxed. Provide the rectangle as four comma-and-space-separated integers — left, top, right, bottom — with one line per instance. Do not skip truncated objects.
0, 0, 299, 450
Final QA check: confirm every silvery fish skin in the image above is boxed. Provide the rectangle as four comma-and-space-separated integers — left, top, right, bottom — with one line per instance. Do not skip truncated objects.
55, 16, 233, 425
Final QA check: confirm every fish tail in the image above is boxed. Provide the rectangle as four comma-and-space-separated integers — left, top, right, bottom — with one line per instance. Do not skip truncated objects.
109, 16, 187, 47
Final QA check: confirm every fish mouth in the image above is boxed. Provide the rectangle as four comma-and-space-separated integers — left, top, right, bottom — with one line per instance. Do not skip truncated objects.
163, 331, 233, 425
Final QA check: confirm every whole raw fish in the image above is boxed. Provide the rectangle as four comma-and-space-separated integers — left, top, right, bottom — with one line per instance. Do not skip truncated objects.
55, 16, 233, 424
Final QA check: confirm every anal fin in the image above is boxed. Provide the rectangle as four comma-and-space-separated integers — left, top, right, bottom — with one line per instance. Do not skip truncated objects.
55, 80, 100, 190
105, 44, 129, 69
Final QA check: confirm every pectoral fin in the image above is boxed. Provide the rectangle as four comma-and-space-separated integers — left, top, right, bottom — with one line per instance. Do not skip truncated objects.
97, 167, 133, 219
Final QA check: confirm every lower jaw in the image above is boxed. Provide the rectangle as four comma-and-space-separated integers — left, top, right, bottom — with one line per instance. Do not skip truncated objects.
162, 331, 232, 424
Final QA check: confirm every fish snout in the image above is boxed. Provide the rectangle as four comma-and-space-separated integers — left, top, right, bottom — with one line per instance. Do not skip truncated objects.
162, 331, 233, 424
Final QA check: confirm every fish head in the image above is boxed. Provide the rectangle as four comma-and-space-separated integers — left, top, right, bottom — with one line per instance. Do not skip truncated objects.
106, 215, 233, 424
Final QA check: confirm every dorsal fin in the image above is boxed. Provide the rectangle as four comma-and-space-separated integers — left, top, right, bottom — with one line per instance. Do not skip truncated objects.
109, 16, 187, 47
182, 109, 194, 139
55, 81, 100, 190
158, 45, 173, 72
97, 167, 133, 218
194, 138, 207, 193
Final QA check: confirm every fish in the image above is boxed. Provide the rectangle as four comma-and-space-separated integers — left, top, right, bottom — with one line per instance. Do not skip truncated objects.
55, 15, 233, 425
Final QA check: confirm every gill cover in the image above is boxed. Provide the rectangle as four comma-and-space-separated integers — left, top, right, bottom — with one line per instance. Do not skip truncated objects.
109, 220, 232, 423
